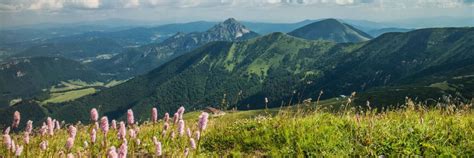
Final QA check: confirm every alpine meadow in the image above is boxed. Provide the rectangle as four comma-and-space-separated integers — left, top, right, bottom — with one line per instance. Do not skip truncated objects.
0, 0, 473, 157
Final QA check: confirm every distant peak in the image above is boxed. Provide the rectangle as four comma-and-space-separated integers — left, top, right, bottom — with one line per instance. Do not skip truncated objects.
288, 18, 372, 43
318, 18, 342, 24
209, 18, 251, 34
223, 18, 238, 24
203, 18, 258, 40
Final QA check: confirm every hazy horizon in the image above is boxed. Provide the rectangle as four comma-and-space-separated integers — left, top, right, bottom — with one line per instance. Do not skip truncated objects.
1, 0, 473, 28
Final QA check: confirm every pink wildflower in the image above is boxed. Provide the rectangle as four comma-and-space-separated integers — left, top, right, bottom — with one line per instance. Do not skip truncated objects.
101, 116, 109, 134
129, 129, 136, 139
90, 108, 98, 122
177, 106, 185, 120
47, 117, 54, 136
111, 120, 117, 129
15, 145, 23, 156
108, 146, 118, 158
40, 124, 47, 136
3, 134, 11, 150
118, 121, 126, 140
195, 131, 200, 140
171, 131, 175, 139
68, 125, 77, 138
95, 122, 100, 130
198, 112, 209, 131
164, 113, 170, 123
190, 138, 196, 149
40, 140, 48, 151
91, 128, 97, 144
118, 140, 128, 158
127, 109, 134, 125
151, 108, 158, 123
186, 128, 192, 138
67, 153, 75, 158
3, 127, 10, 135
25, 120, 33, 133
184, 148, 189, 157
12, 111, 20, 128
153, 137, 162, 156
55, 120, 61, 130
66, 137, 74, 150
173, 113, 179, 124
178, 120, 185, 136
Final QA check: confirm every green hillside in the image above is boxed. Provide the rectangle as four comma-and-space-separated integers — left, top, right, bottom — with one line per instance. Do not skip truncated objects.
0, 57, 104, 108
49, 27, 474, 124
91, 18, 259, 78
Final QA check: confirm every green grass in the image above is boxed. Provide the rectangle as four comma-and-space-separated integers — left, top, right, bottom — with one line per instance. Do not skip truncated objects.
39, 79, 128, 105
2, 99, 473, 157
429, 81, 456, 91
42, 88, 97, 104
49, 80, 103, 93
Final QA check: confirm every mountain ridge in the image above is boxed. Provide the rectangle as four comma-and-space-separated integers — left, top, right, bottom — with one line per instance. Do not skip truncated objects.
1, 27, 471, 127
288, 18, 373, 43
92, 18, 259, 78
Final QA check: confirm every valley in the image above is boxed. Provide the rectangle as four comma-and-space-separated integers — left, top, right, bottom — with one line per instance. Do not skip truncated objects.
1, 18, 473, 127
0, 13, 473, 156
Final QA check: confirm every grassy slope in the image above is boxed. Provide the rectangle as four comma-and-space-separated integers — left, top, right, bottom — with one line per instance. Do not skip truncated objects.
51, 28, 474, 124
42, 88, 97, 104
0, 57, 103, 108
40, 80, 128, 105
3, 99, 473, 157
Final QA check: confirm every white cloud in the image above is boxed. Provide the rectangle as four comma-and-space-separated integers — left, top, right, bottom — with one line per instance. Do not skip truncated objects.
122, 0, 140, 8
0, 0, 472, 12
28, 0, 63, 10
0, 3, 22, 12
335, 0, 355, 5
66, 0, 101, 9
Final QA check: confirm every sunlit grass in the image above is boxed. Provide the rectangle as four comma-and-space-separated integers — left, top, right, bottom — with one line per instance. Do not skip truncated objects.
42, 88, 97, 104
2, 98, 473, 157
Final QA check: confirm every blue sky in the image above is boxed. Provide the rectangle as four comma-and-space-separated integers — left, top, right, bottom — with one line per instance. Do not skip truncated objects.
1, 0, 473, 26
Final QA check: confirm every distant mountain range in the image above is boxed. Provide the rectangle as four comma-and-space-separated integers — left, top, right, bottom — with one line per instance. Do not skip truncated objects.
90, 18, 259, 78
0, 18, 417, 64
1, 17, 473, 126
368, 28, 413, 37
46, 27, 474, 123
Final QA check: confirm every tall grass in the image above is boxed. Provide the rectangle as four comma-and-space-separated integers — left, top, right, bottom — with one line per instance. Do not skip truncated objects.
1, 98, 473, 157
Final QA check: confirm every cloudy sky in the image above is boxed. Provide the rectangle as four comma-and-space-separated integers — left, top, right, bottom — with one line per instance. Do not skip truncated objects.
1, 0, 473, 27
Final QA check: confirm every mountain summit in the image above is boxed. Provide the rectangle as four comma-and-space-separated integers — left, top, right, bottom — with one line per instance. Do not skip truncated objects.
205, 18, 259, 40
288, 18, 372, 43
92, 18, 259, 78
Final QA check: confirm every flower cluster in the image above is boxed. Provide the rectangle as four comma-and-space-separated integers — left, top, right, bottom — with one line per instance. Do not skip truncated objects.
1, 106, 212, 157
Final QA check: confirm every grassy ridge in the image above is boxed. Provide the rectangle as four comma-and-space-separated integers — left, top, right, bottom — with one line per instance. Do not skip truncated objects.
204, 107, 474, 156
2, 99, 473, 157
